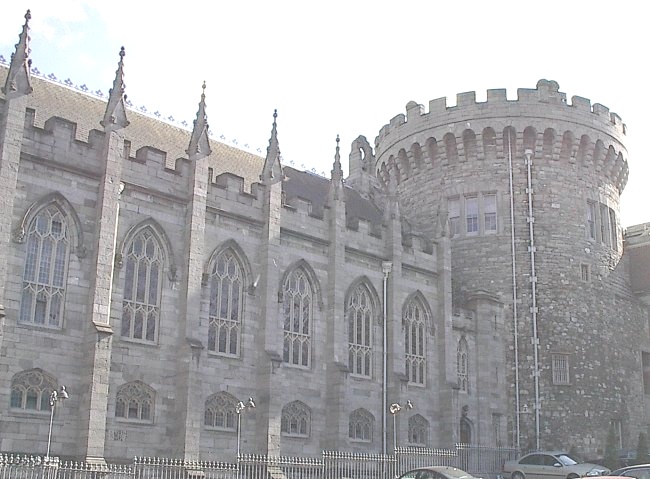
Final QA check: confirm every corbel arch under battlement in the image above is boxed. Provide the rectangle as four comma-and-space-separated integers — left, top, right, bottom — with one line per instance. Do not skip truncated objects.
344, 275, 382, 325
402, 290, 434, 336
278, 258, 324, 310
205, 239, 253, 288
13, 192, 86, 258
117, 218, 177, 281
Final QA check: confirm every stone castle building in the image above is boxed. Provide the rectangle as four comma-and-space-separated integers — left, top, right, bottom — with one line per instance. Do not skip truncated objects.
1, 11, 649, 463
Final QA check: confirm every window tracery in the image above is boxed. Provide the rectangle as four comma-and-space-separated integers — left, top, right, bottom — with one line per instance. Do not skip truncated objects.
19, 205, 70, 328
208, 250, 243, 356
121, 229, 163, 342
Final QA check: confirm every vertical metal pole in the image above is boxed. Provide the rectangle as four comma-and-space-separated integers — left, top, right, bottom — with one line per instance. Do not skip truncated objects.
393, 414, 397, 452
237, 411, 242, 458
46, 401, 55, 459
382, 262, 392, 456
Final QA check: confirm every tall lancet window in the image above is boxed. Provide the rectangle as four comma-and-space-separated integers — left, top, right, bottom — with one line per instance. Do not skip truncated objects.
208, 249, 243, 356
457, 336, 470, 392
347, 283, 374, 378
19, 205, 70, 328
283, 268, 313, 368
404, 298, 427, 385
122, 229, 163, 342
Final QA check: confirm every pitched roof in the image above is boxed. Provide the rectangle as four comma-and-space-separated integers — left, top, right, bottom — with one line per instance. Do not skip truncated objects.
0, 65, 263, 189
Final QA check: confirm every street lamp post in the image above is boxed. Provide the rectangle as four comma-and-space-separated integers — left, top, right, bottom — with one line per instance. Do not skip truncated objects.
389, 400, 413, 452
235, 397, 255, 458
46, 385, 69, 459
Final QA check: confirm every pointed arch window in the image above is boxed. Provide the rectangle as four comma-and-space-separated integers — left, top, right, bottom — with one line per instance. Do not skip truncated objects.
404, 298, 427, 385
282, 268, 313, 368
281, 401, 311, 437
115, 381, 154, 423
19, 205, 70, 328
208, 249, 243, 357
204, 391, 238, 430
349, 408, 374, 442
347, 283, 374, 378
121, 229, 163, 343
10, 369, 56, 412
457, 337, 469, 393
408, 414, 429, 446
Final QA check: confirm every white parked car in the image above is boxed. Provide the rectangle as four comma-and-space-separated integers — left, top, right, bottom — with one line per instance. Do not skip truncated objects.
503, 451, 610, 479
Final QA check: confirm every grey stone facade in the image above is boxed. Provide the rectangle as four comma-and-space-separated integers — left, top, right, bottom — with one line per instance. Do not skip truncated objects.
0, 12, 647, 464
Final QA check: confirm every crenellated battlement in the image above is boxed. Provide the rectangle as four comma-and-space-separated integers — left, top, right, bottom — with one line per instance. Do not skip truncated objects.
377, 79, 626, 144
374, 79, 629, 195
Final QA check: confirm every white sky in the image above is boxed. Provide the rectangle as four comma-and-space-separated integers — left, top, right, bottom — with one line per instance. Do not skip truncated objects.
1, 1, 647, 227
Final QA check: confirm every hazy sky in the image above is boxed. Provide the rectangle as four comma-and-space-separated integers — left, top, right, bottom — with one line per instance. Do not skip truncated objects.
1, 1, 647, 227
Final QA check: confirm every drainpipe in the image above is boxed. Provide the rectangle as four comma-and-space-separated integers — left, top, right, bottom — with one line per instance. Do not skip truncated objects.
524, 148, 541, 450
382, 261, 392, 456
508, 131, 522, 450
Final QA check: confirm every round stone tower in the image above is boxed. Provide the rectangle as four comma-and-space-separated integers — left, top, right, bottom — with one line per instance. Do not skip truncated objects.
373, 79, 644, 452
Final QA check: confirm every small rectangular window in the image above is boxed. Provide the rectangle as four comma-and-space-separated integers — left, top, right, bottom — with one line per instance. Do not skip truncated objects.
466, 196, 478, 234
484, 194, 497, 232
552, 353, 570, 385
581, 264, 590, 282
448, 197, 460, 238
600, 204, 610, 246
643, 352, 650, 395
586, 202, 596, 240
609, 208, 618, 251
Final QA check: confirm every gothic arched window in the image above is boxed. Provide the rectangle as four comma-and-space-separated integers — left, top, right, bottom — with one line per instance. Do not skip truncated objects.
10, 369, 57, 412
347, 283, 374, 378
121, 229, 163, 342
208, 249, 244, 356
349, 408, 374, 442
19, 205, 70, 327
115, 381, 154, 423
282, 268, 313, 368
404, 298, 427, 385
204, 391, 238, 430
457, 337, 469, 393
281, 401, 310, 437
408, 414, 429, 446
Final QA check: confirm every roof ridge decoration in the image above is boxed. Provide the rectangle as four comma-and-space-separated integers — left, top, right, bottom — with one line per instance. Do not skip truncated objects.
100, 47, 129, 131
2, 10, 33, 99
260, 109, 284, 184
186, 82, 212, 160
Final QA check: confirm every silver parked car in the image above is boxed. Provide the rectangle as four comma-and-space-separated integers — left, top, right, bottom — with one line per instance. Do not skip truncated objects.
503, 451, 610, 479
398, 466, 480, 479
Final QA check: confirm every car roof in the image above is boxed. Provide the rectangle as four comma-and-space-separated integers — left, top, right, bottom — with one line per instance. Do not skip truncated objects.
410, 466, 475, 478
613, 464, 650, 472
523, 451, 570, 456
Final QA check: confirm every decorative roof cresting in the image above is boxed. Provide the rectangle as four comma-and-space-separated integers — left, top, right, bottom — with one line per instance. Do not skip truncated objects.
100, 46, 130, 131
186, 81, 212, 160
2, 10, 33, 99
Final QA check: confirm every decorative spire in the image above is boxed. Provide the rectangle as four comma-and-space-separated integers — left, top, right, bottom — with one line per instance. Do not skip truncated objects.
101, 47, 130, 131
260, 110, 283, 183
187, 82, 212, 160
331, 135, 343, 181
330, 135, 344, 199
2, 10, 33, 98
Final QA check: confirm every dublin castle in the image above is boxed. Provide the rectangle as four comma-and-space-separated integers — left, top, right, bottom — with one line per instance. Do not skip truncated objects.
1, 11, 649, 463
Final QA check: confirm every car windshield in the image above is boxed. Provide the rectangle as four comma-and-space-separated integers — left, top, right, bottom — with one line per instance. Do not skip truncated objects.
439, 468, 475, 479
556, 454, 579, 466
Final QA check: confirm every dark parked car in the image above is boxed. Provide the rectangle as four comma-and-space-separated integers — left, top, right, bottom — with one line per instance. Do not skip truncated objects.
611, 464, 650, 479
503, 451, 610, 479
398, 466, 480, 479
617, 450, 650, 468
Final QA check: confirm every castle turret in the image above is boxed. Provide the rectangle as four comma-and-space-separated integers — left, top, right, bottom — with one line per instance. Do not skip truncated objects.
373, 79, 641, 451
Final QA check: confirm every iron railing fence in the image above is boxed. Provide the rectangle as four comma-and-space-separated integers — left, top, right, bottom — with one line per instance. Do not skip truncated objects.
1, 446, 519, 479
